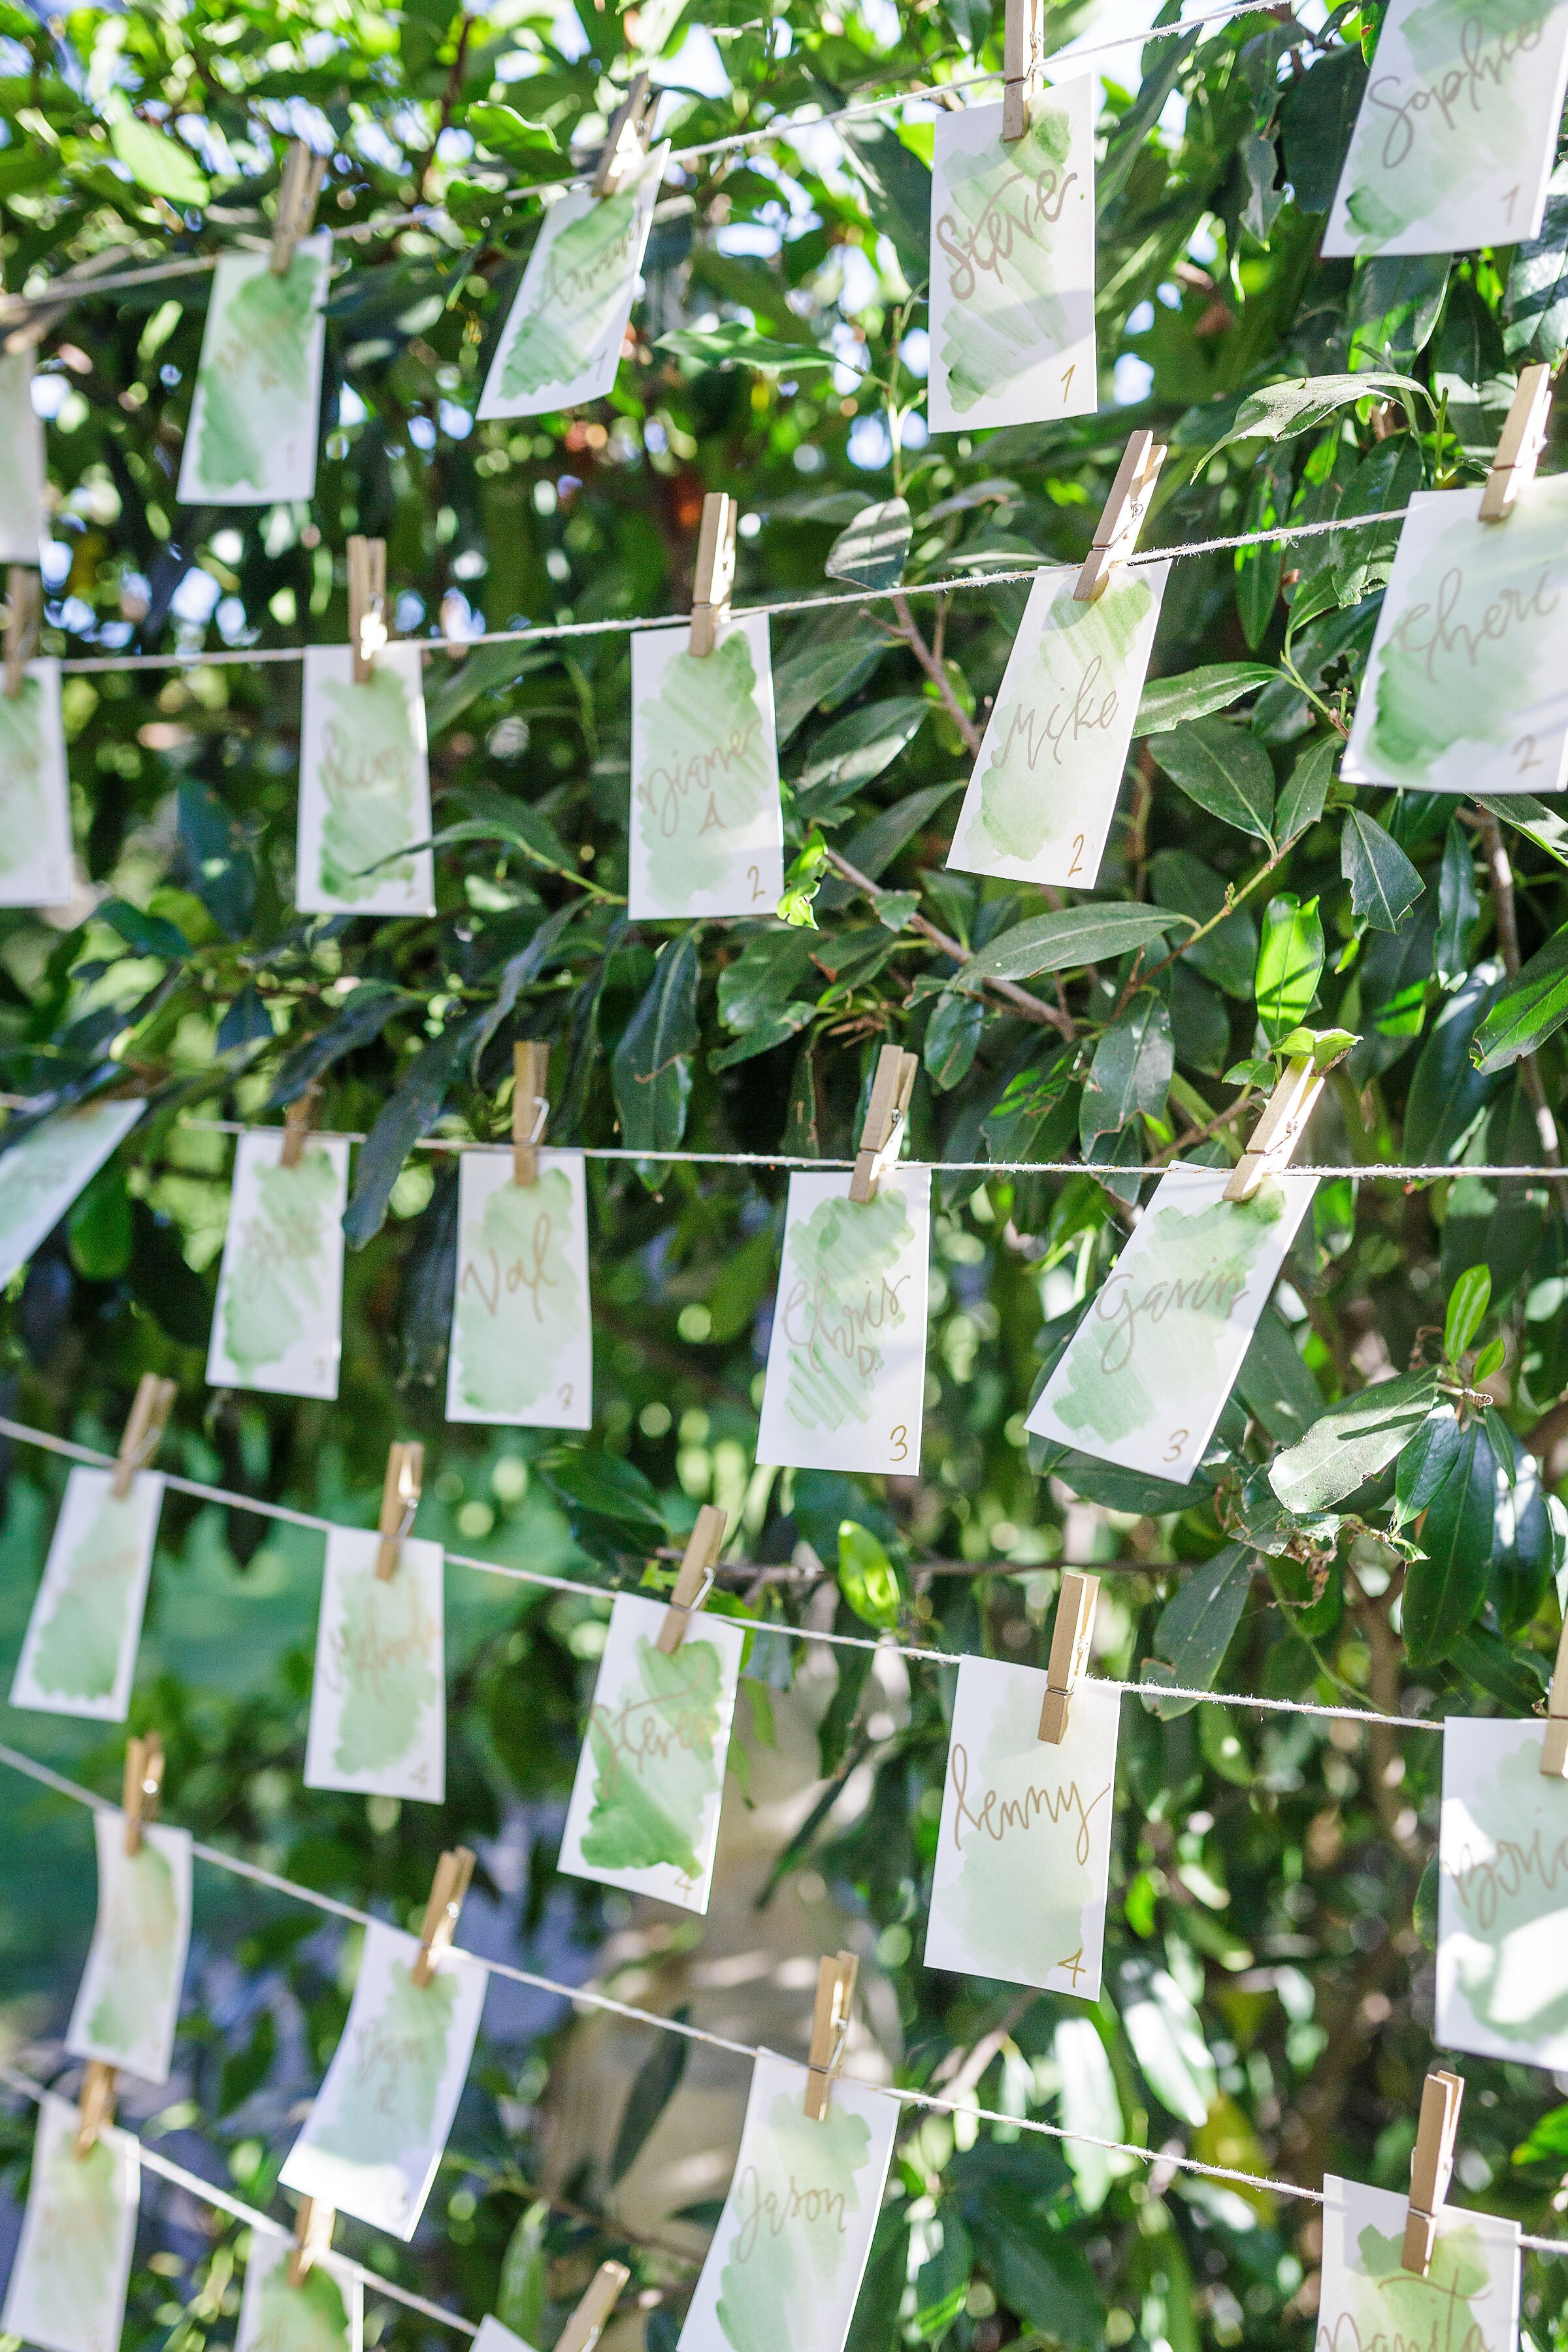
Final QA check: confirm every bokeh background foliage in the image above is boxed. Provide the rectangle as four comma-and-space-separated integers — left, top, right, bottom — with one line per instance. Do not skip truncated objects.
9, 1, 1568, 2350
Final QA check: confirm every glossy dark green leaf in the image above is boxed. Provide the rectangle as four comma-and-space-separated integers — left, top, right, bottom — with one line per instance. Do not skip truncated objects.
1235, 1305, 1324, 1443
1341, 808, 1422, 932
1473, 921, 1568, 1071
99, 896, 189, 960
825, 497, 911, 590
1079, 991, 1172, 1154
924, 985, 983, 1089
1150, 717, 1276, 842
343, 1015, 481, 1248
1506, 161, 1568, 363
609, 2008, 691, 2185
178, 781, 255, 939
657, 321, 838, 372
1132, 663, 1274, 736
1267, 1366, 1439, 1514
1403, 1421, 1495, 1665
960, 902, 1187, 987
1255, 892, 1323, 1043
612, 934, 700, 1154
1139, 1544, 1253, 1719
1403, 962, 1501, 1162
267, 984, 408, 1108
1435, 818, 1481, 985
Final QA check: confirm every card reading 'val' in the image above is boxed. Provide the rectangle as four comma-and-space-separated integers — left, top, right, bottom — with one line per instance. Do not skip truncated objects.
1026, 1166, 1317, 1484
207, 1128, 349, 1400
1343, 480, 1568, 794
559, 1592, 745, 1914
235, 2234, 363, 2352
677, 2051, 900, 2352
629, 613, 784, 921
926, 1656, 1119, 1999
297, 645, 434, 917
756, 1166, 932, 1477
948, 563, 1168, 889
1437, 1712, 1568, 2069
928, 79, 1096, 434
0, 657, 74, 909
447, 1147, 593, 1429
304, 1529, 446, 1804
280, 1918, 486, 2238
1317, 2174, 1518, 2352
178, 236, 331, 506
11, 1463, 165, 1722
1, 2092, 140, 2352
66, 1810, 192, 2085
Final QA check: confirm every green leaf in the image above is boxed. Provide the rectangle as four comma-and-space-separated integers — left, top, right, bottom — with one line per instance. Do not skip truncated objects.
1347, 253, 1450, 372
825, 497, 911, 591
838, 118, 932, 284
612, 934, 700, 1154
817, 779, 965, 904
1122, 1970, 1217, 2125
772, 625, 892, 743
1403, 962, 1501, 1163
1435, 817, 1481, 986
1473, 792, 1568, 871
1403, 1421, 1495, 1665
1474, 1335, 1507, 1382
1393, 1406, 1462, 1529
1079, 992, 1172, 1155
495, 2204, 548, 2347
1149, 849, 1258, 998
656, 321, 840, 372
465, 103, 561, 161
1197, 370, 1426, 468
1150, 718, 1276, 843
1267, 1366, 1439, 1513
1445, 1263, 1492, 1360
1276, 735, 1338, 844
1341, 808, 1422, 932
717, 928, 819, 1032
68, 1163, 131, 1281
837, 1520, 902, 1627
1139, 1545, 1252, 1719
107, 112, 210, 204
267, 984, 408, 1108
1473, 921, 1568, 1071
610, 2009, 691, 2185
99, 896, 189, 960
924, 987, 983, 1090
1278, 43, 1366, 210
913, 2213, 972, 2345
1132, 664, 1275, 736
343, 1017, 480, 1248
536, 1447, 668, 1554
1235, 1305, 1324, 1443
795, 696, 928, 810
1506, 161, 1568, 364
959, 903, 1188, 987
1254, 893, 1323, 1044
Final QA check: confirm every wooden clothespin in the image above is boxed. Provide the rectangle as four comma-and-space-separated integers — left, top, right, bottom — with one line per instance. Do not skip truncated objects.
689, 492, 738, 658
122, 1729, 165, 1857
74, 2061, 117, 2159
280, 1081, 321, 1171
412, 1845, 476, 1988
1075, 431, 1167, 603
286, 2196, 336, 2288
111, 1373, 176, 1501
556, 2262, 632, 2352
270, 140, 327, 276
1223, 1053, 1322, 1203
1038, 1571, 1099, 1744
375, 1440, 424, 1580
1002, 0, 1043, 140
849, 1044, 918, 1205
591, 71, 654, 198
512, 1041, 550, 1186
657, 1503, 726, 1655
4, 564, 41, 700
1479, 363, 1553, 522
804, 1950, 858, 2121
1543, 1617, 1568, 1776
1403, 2068, 1464, 2276
347, 534, 387, 685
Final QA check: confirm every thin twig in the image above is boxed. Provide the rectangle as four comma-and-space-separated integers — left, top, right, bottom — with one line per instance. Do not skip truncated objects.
823, 847, 1076, 1039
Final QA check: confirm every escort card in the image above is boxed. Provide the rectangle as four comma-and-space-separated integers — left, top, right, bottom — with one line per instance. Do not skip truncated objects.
1438, 1712, 1568, 2069
235, 2235, 363, 2352
629, 613, 785, 921
296, 645, 435, 917
178, 235, 331, 505
1318, 2175, 1519, 2352
447, 1147, 593, 1429
11, 1463, 165, 1722
304, 1529, 446, 1805
66, 1810, 192, 2085
207, 1129, 349, 1400
0, 1100, 144, 1290
1, 2093, 140, 2352
0, 658, 74, 907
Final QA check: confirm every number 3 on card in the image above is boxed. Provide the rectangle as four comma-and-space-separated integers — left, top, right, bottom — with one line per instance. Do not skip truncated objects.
889, 1424, 909, 1463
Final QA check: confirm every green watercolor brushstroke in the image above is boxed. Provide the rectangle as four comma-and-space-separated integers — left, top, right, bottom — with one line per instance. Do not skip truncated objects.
1451, 1736, 1568, 2042
0, 676, 50, 874
1341, 2215, 1495, 2352
316, 666, 419, 903
964, 577, 1150, 866
86, 1839, 178, 2057
454, 1166, 581, 1415
197, 250, 321, 491
634, 631, 774, 900
939, 106, 1075, 415
1048, 1182, 1285, 1450
28, 1487, 148, 1702
579, 1633, 723, 1880
252, 2253, 352, 2352
1342, 0, 1546, 246
27, 2129, 122, 2343
222, 1147, 339, 1381
499, 191, 639, 398
715, 2088, 873, 2352
313, 1958, 457, 2162
329, 1558, 440, 1777
780, 1184, 914, 1435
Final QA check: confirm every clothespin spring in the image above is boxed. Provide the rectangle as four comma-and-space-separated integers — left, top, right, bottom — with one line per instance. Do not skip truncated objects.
1223, 1053, 1322, 1204
1075, 431, 1167, 605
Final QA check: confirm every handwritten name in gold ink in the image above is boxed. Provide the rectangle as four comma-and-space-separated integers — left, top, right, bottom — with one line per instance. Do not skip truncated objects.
1365, 13, 1545, 169
589, 1661, 715, 1798
1444, 1823, 1568, 1932
459, 1207, 560, 1326
640, 711, 763, 841
731, 2162, 849, 2262
781, 1267, 910, 1382
936, 163, 1079, 302
1001, 653, 1119, 772
1386, 562, 1560, 686
949, 1740, 1109, 1867
1089, 1264, 1252, 1379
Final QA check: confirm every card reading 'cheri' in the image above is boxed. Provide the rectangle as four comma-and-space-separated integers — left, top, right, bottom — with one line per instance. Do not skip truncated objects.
948, 564, 1168, 889
629, 613, 785, 921
1026, 1166, 1317, 1484
297, 645, 434, 917
304, 1529, 446, 1804
280, 1918, 486, 2238
447, 1147, 593, 1429
1318, 2175, 1519, 2352
677, 2051, 899, 2352
0, 658, 73, 907
756, 1166, 932, 1477
1, 2092, 139, 2352
925, 1656, 1119, 1999
235, 2234, 363, 2352
0, 1100, 144, 1290
1437, 1712, 1568, 2069
11, 1463, 165, 1722
928, 80, 1096, 434
559, 1592, 745, 1914
178, 235, 331, 506
1343, 480, 1568, 794
66, 1810, 192, 2085
208, 1128, 349, 1400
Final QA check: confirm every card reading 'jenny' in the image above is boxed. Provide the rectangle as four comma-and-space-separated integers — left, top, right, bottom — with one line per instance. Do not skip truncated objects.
447, 1147, 593, 1429
678, 2051, 899, 2352
1324, 0, 1568, 257
948, 563, 1169, 889
2, 2094, 139, 2352
1318, 2175, 1519, 2352
207, 1128, 350, 1400
928, 79, 1096, 434
178, 235, 331, 506
280, 1918, 486, 2238
0, 1099, 144, 1290
297, 644, 435, 918
1027, 1166, 1317, 1484
1437, 1713, 1568, 2068
925, 1656, 1119, 1999
756, 1166, 932, 1478
559, 1592, 746, 1914
0, 657, 75, 909
66, 1810, 192, 2085
478, 145, 669, 421
1343, 480, 1568, 794
629, 613, 785, 921
11, 1463, 165, 1722
235, 2233, 363, 2352
304, 1528, 446, 1804
0, 346, 46, 564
